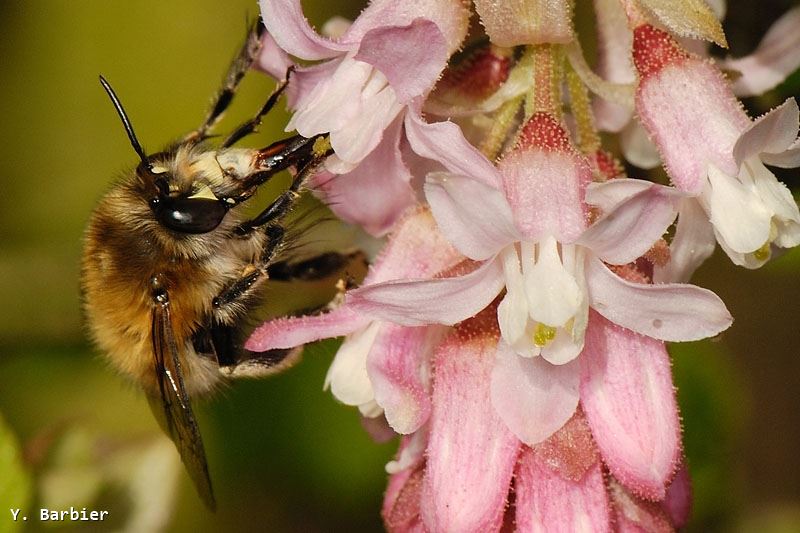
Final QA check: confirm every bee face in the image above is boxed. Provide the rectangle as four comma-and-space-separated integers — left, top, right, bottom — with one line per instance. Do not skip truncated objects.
82, 23, 342, 510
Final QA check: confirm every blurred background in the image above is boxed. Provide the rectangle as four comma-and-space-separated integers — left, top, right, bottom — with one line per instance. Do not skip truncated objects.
0, 0, 798, 531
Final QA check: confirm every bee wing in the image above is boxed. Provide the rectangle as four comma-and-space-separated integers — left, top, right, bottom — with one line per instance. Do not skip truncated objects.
149, 302, 216, 510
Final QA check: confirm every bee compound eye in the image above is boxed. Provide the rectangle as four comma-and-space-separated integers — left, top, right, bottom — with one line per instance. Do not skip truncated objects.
155, 197, 228, 234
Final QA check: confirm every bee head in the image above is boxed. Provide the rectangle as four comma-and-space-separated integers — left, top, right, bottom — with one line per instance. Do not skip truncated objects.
100, 75, 231, 235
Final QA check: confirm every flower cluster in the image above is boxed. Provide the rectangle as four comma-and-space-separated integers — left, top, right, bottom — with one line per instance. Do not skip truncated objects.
251, 0, 800, 530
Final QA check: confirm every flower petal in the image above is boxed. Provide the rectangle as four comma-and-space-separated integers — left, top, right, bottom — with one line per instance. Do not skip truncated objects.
662, 462, 692, 528
515, 448, 611, 533
383, 459, 426, 533
367, 324, 447, 434
609, 480, 674, 531
424, 173, 519, 261
580, 313, 680, 500
404, 111, 503, 187
499, 149, 590, 243
636, 58, 749, 192
733, 98, 800, 165
355, 20, 448, 103
707, 164, 772, 254
579, 183, 681, 265
366, 207, 463, 285
497, 248, 535, 355
586, 257, 732, 341
762, 137, 800, 168
245, 305, 368, 351
255, 31, 294, 80
324, 321, 382, 406
421, 331, 521, 533
491, 341, 580, 445
620, 120, 662, 169
314, 118, 416, 236
724, 7, 800, 97
748, 160, 800, 248
585, 178, 655, 213
348, 259, 506, 326
653, 198, 717, 283
523, 238, 582, 328
260, 0, 349, 59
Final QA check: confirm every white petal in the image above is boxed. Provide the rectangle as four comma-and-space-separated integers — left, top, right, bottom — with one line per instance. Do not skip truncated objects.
707, 164, 772, 254
654, 199, 717, 283
324, 322, 381, 405
497, 247, 534, 354
523, 238, 582, 327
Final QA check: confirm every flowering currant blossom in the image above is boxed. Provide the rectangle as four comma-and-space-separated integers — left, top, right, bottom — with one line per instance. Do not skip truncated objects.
595, 24, 800, 276
348, 113, 731, 367
247, 207, 461, 434
258, 0, 473, 235
246, 0, 799, 530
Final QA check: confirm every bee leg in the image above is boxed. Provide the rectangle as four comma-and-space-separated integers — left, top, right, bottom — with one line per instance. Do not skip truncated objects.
266, 250, 368, 282
211, 225, 285, 316
220, 66, 294, 149
233, 144, 332, 236
184, 21, 265, 143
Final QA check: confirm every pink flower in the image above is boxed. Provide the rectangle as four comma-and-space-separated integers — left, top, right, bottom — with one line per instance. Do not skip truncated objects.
348, 113, 731, 367
258, 0, 471, 235
381, 308, 692, 531
616, 24, 800, 273
246, 207, 462, 434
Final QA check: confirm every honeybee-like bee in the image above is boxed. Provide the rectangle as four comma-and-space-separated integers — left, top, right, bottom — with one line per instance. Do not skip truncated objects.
81, 24, 352, 509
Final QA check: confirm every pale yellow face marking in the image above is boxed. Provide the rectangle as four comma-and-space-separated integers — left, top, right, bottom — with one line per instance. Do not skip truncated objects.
151, 164, 169, 174
188, 184, 219, 201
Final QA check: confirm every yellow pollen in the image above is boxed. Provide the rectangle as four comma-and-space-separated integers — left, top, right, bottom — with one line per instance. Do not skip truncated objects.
313, 136, 332, 157
533, 324, 557, 347
753, 242, 771, 262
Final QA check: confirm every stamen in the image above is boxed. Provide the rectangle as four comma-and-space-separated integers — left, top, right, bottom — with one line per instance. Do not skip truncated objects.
753, 242, 771, 262
533, 323, 557, 347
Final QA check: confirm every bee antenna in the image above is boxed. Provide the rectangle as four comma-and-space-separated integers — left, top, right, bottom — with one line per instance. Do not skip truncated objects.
98, 75, 148, 164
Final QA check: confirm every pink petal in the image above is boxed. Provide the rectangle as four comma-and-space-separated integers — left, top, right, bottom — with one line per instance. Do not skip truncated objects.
762, 136, 800, 168
580, 313, 681, 500
636, 58, 750, 192
314, 118, 417, 236
490, 342, 580, 445
367, 324, 447, 434
424, 174, 519, 261
365, 207, 463, 285
343, 0, 470, 53
245, 305, 368, 351
586, 257, 732, 341
260, 0, 349, 60
499, 149, 590, 243
609, 480, 674, 532
285, 59, 343, 110
725, 7, 800, 97
255, 31, 294, 80
361, 414, 397, 443
404, 111, 502, 187
421, 330, 521, 533
662, 462, 692, 528
579, 184, 681, 265
653, 198, 717, 283
733, 98, 800, 165
585, 178, 655, 213
355, 20, 448, 103
515, 448, 611, 533
383, 461, 426, 533
348, 259, 506, 327
620, 120, 662, 169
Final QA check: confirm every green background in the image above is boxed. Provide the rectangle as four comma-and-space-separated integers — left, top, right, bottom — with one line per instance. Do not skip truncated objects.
0, 0, 798, 531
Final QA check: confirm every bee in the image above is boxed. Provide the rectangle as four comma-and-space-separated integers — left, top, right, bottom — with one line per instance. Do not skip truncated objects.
81, 23, 351, 509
